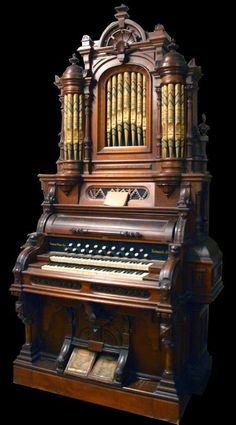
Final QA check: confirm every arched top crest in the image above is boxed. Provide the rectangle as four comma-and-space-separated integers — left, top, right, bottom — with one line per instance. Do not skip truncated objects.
98, 4, 147, 48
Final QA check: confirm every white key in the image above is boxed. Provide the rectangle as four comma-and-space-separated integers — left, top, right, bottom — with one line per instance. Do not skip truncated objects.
49, 255, 153, 271
42, 264, 148, 281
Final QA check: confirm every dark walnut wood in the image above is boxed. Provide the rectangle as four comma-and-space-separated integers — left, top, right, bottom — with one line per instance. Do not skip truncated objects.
10, 5, 222, 424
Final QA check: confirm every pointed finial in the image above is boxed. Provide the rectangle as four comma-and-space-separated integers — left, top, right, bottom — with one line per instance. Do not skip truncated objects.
188, 57, 196, 67
167, 39, 179, 52
114, 4, 129, 20
54, 75, 62, 89
154, 23, 165, 31
69, 53, 79, 65
198, 113, 210, 136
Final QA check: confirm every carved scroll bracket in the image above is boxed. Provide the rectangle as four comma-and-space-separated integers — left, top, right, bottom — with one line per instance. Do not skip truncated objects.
174, 213, 187, 244
177, 182, 191, 209
44, 183, 57, 212
57, 174, 81, 196
156, 175, 181, 197
159, 244, 180, 301
12, 233, 47, 290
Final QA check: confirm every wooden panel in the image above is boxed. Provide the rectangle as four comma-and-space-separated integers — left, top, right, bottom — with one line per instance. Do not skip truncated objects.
14, 366, 183, 423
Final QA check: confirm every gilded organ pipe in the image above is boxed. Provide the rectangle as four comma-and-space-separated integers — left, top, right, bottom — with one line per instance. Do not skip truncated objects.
131, 72, 137, 146
67, 93, 73, 159
106, 79, 112, 146
73, 93, 79, 159
63, 93, 84, 160
64, 94, 68, 160
137, 72, 143, 146
180, 85, 185, 157
111, 75, 117, 146
123, 71, 131, 146
175, 84, 181, 158
167, 84, 175, 157
78, 94, 84, 160
142, 75, 146, 146
117, 73, 123, 146
105, 70, 147, 147
161, 83, 185, 158
161, 85, 168, 158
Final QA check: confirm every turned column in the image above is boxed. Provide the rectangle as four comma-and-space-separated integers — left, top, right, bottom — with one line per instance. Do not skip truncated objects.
186, 58, 202, 171
15, 294, 41, 364
83, 77, 93, 174
156, 86, 162, 158
55, 54, 84, 175
157, 312, 177, 395
158, 40, 187, 174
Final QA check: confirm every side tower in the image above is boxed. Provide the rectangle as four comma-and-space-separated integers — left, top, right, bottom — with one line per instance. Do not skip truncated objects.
10, 5, 223, 424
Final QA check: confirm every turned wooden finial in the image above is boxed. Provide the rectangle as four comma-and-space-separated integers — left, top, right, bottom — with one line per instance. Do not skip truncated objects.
114, 4, 130, 20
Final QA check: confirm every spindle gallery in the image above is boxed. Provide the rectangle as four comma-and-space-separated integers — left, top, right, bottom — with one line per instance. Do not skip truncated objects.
11, 5, 222, 423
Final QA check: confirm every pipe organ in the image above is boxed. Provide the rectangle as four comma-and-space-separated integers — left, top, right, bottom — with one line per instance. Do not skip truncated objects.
10, 5, 222, 424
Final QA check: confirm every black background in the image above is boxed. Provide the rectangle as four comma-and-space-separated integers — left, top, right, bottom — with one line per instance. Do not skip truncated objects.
2, 0, 229, 423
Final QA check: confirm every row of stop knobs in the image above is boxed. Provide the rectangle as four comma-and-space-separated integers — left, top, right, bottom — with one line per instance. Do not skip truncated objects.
64, 243, 149, 259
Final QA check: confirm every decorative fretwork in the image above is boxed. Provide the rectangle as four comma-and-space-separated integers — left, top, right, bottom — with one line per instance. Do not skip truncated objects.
32, 277, 81, 290
161, 83, 185, 158
106, 28, 140, 47
92, 284, 150, 299
87, 187, 149, 200
106, 71, 147, 147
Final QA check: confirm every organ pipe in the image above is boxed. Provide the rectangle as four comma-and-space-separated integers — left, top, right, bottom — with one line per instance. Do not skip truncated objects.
161, 83, 185, 158
63, 93, 84, 160
123, 71, 131, 146
106, 79, 112, 147
161, 85, 168, 158
131, 72, 137, 146
64, 94, 68, 160
117, 73, 123, 146
105, 71, 147, 147
111, 75, 117, 146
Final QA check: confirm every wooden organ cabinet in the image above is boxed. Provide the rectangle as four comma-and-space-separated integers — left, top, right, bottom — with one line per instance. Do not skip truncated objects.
11, 5, 223, 424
